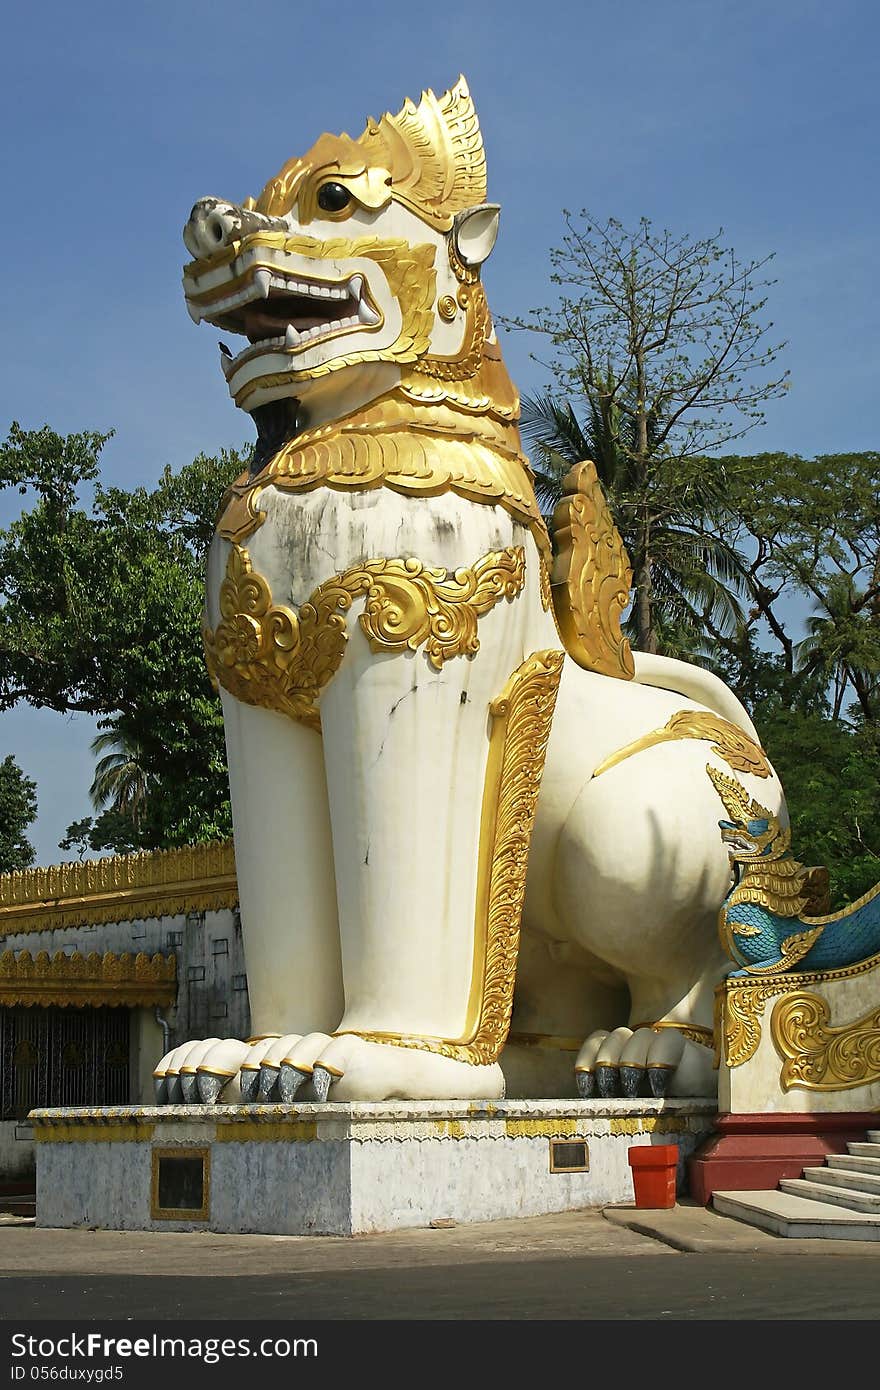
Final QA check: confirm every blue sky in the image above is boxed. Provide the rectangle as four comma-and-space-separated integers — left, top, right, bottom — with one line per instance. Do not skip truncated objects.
1, 0, 878, 864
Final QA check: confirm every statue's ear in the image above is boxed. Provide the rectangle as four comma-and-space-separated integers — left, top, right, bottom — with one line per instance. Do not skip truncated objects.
452, 204, 501, 267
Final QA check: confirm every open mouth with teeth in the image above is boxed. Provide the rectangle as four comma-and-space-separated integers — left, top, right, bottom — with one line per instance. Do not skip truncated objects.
188, 266, 382, 376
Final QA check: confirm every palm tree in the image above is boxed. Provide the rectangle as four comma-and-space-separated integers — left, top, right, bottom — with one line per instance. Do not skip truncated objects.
89, 721, 154, 828
519, 382, 751, 657
795, 576, 880, 721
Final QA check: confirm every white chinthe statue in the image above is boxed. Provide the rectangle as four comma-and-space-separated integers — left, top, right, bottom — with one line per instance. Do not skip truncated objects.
154, 77, 785, 1107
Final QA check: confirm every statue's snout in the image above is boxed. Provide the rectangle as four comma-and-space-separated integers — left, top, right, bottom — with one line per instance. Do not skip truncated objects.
183, 196, 284, 259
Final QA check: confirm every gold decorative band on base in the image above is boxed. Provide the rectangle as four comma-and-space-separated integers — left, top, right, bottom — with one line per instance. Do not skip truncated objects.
204, 542, 527, 732
630, 1021, 715, 1050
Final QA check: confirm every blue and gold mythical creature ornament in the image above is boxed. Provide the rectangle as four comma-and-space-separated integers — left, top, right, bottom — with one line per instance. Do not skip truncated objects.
709, 764, 880, 976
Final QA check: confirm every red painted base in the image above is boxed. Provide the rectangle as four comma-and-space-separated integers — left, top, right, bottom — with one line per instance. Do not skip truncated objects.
688, 1112, 878, 1204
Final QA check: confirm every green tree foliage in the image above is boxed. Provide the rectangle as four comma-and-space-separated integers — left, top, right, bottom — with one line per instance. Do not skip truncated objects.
0, 753, 38, 872
519, 389, 749, 660
757, 703, 880, 905
504, 212, 789, 653
715, 451, 880, 723
0, 422, 248, 851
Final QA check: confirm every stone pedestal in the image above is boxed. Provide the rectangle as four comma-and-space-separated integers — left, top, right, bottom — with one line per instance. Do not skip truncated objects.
688, 1111, 876, 1204
32, 1098, 716, 1236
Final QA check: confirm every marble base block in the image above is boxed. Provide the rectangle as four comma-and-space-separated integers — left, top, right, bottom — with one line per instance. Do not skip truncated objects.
32, 1098, 716, 1235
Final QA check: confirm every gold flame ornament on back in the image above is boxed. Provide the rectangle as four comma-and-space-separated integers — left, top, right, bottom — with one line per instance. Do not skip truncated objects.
549, 461, 635, 682
203, 542, 527, 732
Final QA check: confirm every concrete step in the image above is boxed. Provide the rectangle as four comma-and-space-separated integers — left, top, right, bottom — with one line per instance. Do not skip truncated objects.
828, 1153, 880, 1178
849, 1142, 880, 1159
780, 1178, 880, 1214
866, 1131, 880, 1145
801, 1164, 880, 1196
713, 1189, 880, 1241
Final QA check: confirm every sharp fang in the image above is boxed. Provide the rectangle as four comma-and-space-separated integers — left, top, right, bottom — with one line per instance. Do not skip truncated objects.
253, 269, 271, 299
349, 274, 364, 300
187, 301, 201, 323
284, 323, 298, 348
358, 300, 380, 326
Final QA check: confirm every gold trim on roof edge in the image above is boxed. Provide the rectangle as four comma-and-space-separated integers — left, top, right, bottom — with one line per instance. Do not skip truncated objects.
716, 949, 880, 1068
0, 842, 237, 936
0, 950, 176, 1008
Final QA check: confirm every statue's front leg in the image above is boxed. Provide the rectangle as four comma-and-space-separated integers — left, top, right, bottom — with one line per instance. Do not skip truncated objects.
281, 489, 556, 1101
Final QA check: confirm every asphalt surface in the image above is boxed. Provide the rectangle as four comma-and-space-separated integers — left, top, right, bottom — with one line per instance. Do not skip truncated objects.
1, 1202, 879, 1322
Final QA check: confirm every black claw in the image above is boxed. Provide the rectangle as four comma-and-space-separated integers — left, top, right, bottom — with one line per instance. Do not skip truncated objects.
595, 1064, 620, 1098
311, 1065, 333, 1103
648, 1065, 673, 1097
575, 1069, 595, 1099
278, 1064, 310, 1103
238, 1069, 260, 1104
258, 1064, 279, 1101
620, 1065, 645, 1098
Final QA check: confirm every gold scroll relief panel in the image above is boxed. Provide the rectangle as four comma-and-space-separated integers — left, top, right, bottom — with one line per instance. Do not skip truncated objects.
771, 991, 880, 1092
204, 542, 527, 732
715, 949, 880, 1068
338, 648, 566, 1065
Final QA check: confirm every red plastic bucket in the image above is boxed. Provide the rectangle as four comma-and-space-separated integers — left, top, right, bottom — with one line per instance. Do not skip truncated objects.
627, 1144, 678, 1208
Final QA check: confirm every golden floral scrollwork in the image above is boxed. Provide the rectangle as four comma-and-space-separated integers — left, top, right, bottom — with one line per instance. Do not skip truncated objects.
204, 543, 527, 732
771, 992, 880, 1092
0, 841, 237, 936
550, 461, 635, 682
0, 950, 176, 1009
717, 948, 880, 1067
338, 649, 565, 1064
721, 980, 792, 1066
593, 710, 773, 781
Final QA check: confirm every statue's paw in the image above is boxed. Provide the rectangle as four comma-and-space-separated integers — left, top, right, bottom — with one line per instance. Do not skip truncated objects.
277, 1033, 505, 1103
574, 1027, 714, 1099
154, 1039, 223, 1103
153, 1036, 291, 1105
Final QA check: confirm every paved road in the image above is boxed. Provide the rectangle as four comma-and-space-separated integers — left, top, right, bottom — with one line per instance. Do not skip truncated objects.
0, 1205, 878, 1322
2, 1251, 880, 1320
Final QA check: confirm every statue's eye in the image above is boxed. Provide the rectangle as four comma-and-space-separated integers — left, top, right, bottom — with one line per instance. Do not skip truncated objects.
317, 182, 353, 213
